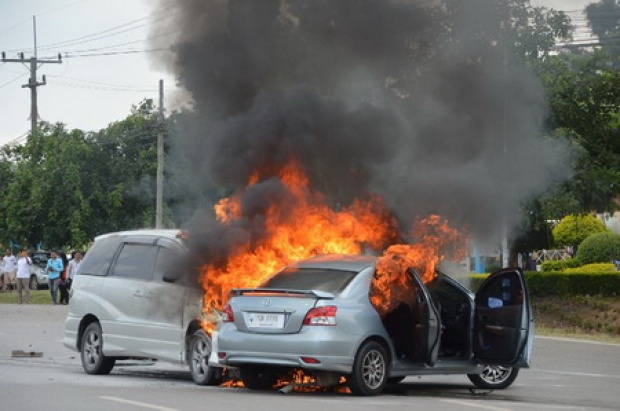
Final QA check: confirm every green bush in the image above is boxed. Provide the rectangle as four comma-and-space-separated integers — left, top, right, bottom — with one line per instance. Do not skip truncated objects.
541, 258, 582, 272
575, 232, 620, 264
565, 263, 616, 273
552, 214, 608, 248
469, 271, 620, 297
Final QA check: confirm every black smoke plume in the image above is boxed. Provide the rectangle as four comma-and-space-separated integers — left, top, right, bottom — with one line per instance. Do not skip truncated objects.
149, 0, 572, 262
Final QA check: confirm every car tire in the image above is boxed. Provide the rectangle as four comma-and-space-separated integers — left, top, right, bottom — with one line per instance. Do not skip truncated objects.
81, 322, 115, 375
29, 275, 38, 290
468, 365, 519, 389
189, 330, 222, 385
239, 365, 278, 390
347, 341, 388, 396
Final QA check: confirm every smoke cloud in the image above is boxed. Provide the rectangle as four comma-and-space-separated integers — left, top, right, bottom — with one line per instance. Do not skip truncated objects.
149, 0, 572, 259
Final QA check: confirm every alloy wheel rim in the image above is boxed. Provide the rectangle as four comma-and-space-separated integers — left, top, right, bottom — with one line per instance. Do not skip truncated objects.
480, 365, 512, 384
84, 331, 101, 366
362, 349, 385, 389
192, 338, 210, 377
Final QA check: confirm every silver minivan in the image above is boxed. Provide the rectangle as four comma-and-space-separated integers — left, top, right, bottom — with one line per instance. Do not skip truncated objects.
63, 229, 220, 385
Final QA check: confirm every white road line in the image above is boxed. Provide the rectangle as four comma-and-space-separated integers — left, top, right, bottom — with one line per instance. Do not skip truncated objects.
99, 396, 179, 411
441, 399, 511, 411
534, 369, 620, 379
536, 336, 620, 347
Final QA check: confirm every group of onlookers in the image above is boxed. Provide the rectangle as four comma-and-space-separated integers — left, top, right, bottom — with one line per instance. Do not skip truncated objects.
46, 250, 83, 305
1, 249, 83, 305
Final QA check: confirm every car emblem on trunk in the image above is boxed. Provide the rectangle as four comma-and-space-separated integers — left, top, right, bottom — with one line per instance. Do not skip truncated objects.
262, 298, 273, 307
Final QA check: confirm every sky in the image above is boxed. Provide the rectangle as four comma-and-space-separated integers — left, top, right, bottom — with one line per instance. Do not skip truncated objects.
0, 0, 595, 147
0, 0, 177, 146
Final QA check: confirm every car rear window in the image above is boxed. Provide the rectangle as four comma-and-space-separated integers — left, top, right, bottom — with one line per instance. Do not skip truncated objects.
78, 236, 122, 276
262, 268, 357, 294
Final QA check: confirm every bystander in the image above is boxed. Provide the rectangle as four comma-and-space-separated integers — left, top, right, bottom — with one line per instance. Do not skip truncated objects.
46, 251, 64, 305
15, 249, 32, 304
2, 249, 17, 292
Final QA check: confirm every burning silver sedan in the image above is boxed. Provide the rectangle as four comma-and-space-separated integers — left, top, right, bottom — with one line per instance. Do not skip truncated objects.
209, 254, 534, 396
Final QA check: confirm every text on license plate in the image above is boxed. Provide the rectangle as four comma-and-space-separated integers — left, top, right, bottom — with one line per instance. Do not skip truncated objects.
247, 312, 285, 328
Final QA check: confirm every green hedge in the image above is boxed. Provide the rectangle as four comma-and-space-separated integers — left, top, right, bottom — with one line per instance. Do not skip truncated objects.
540, 259, 582, 272
469, 271, 620, 297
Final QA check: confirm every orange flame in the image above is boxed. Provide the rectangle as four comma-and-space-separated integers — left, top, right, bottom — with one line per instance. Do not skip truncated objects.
370, 215, 468, 318
200, 159, 468, 331
200, 159, 398, 330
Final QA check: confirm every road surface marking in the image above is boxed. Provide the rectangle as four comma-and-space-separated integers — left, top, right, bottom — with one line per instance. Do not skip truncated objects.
99, 396, 178, 411
441, 399, 510, 411
535, 369, 620, 379
536, 336, 620, 347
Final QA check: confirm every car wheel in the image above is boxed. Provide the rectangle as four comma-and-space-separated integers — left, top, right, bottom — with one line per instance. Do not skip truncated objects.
81, 322, 115, 375
29, 276, 38, 290
239, 365, 278, 390
347, 341, 388, 396
468, 365, 519, 389
189, 330, 222, 385
387, 376, 405, 385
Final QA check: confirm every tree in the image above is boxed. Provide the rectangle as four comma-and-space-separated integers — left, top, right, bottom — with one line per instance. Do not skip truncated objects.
536, 52, 620, 213
0, 149, 16, 246
1, 99, 161, 249
552, 214, 609, 250
86, 99, 160, 235
586, 0, 620, 62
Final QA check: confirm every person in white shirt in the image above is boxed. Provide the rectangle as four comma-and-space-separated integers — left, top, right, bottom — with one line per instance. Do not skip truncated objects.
15, 249, 32, 304
2, 249, 18, 292
66, 251, 83, 288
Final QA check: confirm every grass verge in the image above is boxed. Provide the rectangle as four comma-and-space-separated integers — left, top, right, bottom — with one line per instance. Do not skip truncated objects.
0, 290, 55, 304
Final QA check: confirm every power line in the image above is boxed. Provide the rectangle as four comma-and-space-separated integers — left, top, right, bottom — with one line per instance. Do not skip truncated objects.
4, 5, 179, 54
62, 48, 168, 58
0, 0, 88, 38
0, 73, 28, 88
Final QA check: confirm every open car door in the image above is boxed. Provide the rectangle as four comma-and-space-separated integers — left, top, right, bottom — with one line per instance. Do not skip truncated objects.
409, 270, 441, 366
473, 268, 533, 367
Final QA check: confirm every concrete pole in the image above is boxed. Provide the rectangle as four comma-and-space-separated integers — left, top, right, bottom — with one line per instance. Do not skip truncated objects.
156, 79, 165, 229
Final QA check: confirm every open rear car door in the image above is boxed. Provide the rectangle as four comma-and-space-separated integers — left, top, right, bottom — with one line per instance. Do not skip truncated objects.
473, 268, 533, 367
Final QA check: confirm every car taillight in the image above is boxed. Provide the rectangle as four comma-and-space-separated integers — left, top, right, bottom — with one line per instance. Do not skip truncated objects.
303, 306, 337, 326
222, 303, 235, 323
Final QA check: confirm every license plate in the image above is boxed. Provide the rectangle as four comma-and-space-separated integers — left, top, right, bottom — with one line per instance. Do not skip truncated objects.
247, 312, 285, 329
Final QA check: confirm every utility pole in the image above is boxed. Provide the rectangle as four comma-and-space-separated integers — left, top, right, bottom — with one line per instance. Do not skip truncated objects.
1, 16, 62, 136
156, 79, 165, 229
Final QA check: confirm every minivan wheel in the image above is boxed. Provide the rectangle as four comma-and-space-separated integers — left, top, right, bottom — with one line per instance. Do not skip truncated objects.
81, 322, 115, 375
189, 330, 221, 385
29, 276, 38, 290
347, 341, 388, 396
468, 365, 519, 389
239, 365, 278, 390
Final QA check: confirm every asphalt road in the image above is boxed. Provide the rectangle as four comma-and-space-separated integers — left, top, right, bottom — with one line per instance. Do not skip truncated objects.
0, 304, 619, 411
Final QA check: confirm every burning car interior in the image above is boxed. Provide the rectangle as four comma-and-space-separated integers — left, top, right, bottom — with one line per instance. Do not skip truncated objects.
381, 269, 471, 363
425, 273, 472, 359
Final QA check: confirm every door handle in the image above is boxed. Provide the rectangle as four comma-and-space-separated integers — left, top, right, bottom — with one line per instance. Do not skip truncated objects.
133, 290, 143, 297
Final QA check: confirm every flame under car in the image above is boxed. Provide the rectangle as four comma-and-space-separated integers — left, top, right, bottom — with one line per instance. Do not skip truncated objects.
209, 254, 534, 396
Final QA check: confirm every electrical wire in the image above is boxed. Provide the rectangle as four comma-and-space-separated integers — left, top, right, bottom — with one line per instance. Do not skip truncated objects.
0, 73, 27, 88
4, 4, 179, 54
62, 48, 169, 58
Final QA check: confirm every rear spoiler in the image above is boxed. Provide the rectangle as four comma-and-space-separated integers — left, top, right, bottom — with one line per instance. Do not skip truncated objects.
230, 288, 335, 299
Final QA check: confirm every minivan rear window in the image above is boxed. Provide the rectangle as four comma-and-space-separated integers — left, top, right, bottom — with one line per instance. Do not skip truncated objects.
262, 268, 357, 294
78, 237, 122, 276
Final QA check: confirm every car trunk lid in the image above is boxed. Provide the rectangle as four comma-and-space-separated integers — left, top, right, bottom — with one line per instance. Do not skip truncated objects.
228, 288, 335, 334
